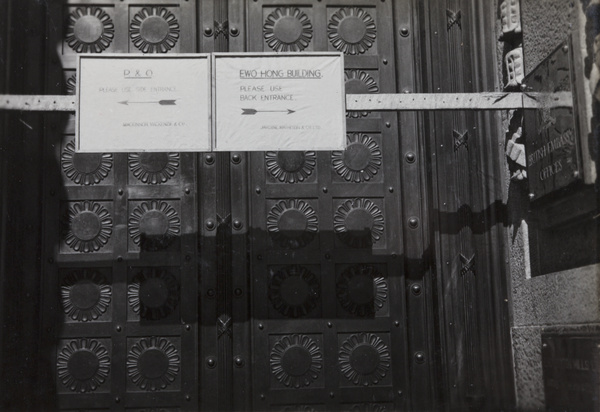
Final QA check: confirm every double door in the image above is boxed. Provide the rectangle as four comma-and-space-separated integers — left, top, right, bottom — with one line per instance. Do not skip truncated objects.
39, 0, 444, 410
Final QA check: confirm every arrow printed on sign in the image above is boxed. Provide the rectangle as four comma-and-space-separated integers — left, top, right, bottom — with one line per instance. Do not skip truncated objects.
118, 100, 177, 105
241, 108, 295, 115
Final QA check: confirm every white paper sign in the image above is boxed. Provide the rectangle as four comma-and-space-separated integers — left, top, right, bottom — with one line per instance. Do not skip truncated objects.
77, 54, 211, 152
213, 53, 346, 151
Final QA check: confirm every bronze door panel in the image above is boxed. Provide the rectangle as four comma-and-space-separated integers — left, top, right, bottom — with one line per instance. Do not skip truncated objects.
242, 1, 408, 410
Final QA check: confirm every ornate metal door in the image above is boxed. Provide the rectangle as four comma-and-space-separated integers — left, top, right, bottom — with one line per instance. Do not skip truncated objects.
36, 0, 436, 410
39, 1, 214, 410
228, 1, 429, 410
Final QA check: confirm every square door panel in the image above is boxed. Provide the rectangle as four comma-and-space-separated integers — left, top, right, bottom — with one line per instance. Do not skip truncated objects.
127, 266, 181, 323
128, 6, 182, 54
261, 6, 315, 53
333, 197, 386, 250
265, 150, 318, 185
127, 199, 181, 253
337, 332, 392, 388
326, 6, 378, 56
267, 264, 322, 319
127, 152, 182, 186
334, 263, 389, 319
60, 138, 114, 187
266, 198, 320, 251
59, 267, 113, 323
331, 133, 384, 184
268, 333, 324, 390
126, 336, 182, 393
62, 5, 117, 56
60, 200, 115, 255
56, 337, 112, 394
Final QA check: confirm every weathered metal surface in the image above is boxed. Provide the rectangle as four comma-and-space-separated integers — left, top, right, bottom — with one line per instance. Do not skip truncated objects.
0, 95, 75, 111
349, 92, 519, 110
2, 91, 572, 113
523, 41, 582, 201
245, 1, 407, 410
542, 333, 600, 411
39, 1, 202, 411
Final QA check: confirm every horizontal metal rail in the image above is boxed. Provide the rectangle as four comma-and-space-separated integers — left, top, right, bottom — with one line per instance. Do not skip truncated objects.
0, 92, 572, 112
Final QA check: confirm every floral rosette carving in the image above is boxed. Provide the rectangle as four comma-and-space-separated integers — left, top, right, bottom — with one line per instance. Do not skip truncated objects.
57, 339, 110, 393
270, 334, 322, 388
64, 201, 113, 253
339, 333, 391, 386
264, 7, 313, 52
127, 337, 180, 391
332, 133, 382, 183
65, 7, 114, 53
130, 7, 180, 53
61, 269, 111, 322
328, 7, 376, 55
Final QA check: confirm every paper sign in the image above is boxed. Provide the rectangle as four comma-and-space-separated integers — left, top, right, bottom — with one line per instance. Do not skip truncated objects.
77, 54, 211, 152
213, 52, 346, 151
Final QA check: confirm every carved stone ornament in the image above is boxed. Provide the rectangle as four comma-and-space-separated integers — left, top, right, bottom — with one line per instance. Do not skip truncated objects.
334, 198, 384, 248
267, 199, 318, 249
263, 7, 313, 52
270, 334, 323, 388
265, 151, 316, 183
332, 133, 382, 183
128, 200, 181, 251
127, 337, 180, 391
66, 7, 114, 53
57, 339, 110, 393
506, 126, 528, 181
336, 265, 387, 317
128, 152, 179, 185
500, 0, 522, 35
64, 201, 113, 253
591, 33, 600, 101
345, 70, 379, 118
130, 7, 180, 53
505, 47, 524, 87
339, 333, 391, 386
128, 268, 179, 320
269, 265, 320, 318
328, 7, 377, 55
62, 139, 112, 186
61, 269, 111, 322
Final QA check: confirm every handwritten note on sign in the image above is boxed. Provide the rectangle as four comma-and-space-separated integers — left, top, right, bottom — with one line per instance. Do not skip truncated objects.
77, 54, 211, 152
213, 53, 346, 151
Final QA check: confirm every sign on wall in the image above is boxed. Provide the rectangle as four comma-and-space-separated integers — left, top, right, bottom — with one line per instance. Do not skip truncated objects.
77, 54, 211, 152
212, 52, 346, 151
523, 42, 582, 200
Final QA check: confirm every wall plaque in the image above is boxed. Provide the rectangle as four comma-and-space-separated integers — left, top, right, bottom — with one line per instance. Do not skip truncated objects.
212, 52, 346, 151
542, 333, 600, 410
77, 54, 211, 152
523, 41, 582, 201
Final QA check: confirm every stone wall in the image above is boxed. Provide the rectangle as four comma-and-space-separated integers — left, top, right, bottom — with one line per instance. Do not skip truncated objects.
501, 0, 600, 410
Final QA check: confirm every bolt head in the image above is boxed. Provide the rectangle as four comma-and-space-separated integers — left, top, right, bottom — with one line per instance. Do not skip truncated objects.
408, 217, 419, 228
